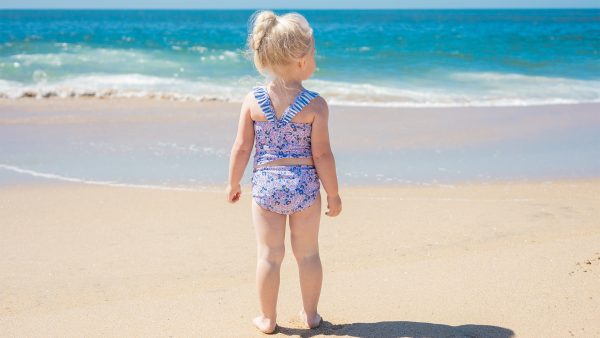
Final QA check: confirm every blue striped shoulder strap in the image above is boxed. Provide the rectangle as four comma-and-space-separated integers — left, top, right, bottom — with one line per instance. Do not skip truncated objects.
252, 86, 319, 125
252, 86, 277, 122
281, 88, 320, 124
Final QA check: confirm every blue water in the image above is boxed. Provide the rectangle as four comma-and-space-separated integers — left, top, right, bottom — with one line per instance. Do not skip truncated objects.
1, 9, 600, 106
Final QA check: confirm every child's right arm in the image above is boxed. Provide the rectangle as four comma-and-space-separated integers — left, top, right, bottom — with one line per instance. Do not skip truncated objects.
311, 97, 342, 217
226, 92, 255, 204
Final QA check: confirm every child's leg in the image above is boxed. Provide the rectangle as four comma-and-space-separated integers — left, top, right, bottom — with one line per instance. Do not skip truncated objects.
289, 192, 323, 328
251, 199, 287, 332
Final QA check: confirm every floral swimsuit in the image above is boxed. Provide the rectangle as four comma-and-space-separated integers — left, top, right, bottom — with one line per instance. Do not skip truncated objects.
251, 85, 321, 215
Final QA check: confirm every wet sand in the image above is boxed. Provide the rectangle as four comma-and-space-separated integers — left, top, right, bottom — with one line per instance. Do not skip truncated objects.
1, 98, 599, 336
2, 98, 599, 151
1, 98, 599, 186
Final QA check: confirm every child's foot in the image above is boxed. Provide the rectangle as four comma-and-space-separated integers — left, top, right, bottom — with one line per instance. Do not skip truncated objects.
252, 315, 277, 334
298, 309, 322, 329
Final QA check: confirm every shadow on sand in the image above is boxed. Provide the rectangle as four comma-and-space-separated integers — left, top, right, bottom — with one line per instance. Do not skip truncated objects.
275, 320, 515, 338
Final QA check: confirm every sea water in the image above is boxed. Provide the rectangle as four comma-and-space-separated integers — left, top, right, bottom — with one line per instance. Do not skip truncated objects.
1, 9, 599, 189
1, 9, 599, 106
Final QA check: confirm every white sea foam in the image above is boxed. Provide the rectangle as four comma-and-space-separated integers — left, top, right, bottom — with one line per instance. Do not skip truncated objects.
307, 75, 600, 107
10, 47, 179, 68
0, 163, 223, 193
1, 71, 599, 107
0, 74, 243, 101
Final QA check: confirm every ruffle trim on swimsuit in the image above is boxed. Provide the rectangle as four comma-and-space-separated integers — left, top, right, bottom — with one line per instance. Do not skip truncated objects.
252, 85, 319, 127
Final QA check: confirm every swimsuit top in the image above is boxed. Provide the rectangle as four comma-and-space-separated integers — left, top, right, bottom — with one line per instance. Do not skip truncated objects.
252, 85, 320, 168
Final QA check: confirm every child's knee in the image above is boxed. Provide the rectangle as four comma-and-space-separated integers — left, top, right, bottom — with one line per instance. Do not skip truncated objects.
259, 245, 286, 265
292, 248, 320, 263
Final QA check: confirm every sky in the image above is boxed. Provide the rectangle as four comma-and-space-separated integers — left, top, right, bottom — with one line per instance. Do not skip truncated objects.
0, 0, 598, 9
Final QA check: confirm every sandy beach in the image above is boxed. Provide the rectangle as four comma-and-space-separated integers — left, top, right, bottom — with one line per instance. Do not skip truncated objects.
0, 98, 599, 337
1, 150, 599, 336
0, 179, 599, 337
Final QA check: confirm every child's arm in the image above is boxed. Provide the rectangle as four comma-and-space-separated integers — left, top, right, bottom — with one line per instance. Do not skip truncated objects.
311, 97, 342, 216
227, 92, 255, 203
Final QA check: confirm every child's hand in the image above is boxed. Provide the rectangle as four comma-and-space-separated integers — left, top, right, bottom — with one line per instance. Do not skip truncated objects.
226, 183, 242, 203
325, 193, 342, 217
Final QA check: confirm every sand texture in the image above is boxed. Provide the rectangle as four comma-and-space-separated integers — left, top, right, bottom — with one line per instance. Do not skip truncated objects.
1, 179, 599, 337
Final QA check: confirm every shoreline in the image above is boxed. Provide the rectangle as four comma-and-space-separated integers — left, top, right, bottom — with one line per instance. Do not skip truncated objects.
0, 163, 600, 193
1, 97, 600, 188
2, 95, 600, 109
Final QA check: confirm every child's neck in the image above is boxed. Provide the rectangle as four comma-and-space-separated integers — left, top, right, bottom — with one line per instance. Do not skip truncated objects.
271, 77, 303, 91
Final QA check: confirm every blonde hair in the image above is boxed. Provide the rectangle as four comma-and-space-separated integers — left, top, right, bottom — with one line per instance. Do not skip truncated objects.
246, 10, 315, 76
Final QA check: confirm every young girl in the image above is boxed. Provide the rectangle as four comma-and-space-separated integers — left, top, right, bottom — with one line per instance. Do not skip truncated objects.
226, 9, 342, 334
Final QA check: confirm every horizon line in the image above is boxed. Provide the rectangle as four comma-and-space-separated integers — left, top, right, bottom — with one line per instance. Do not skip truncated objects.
1, 7, 599, 10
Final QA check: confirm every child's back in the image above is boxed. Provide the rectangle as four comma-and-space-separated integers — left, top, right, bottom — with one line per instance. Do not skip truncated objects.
226, 9, 342, 334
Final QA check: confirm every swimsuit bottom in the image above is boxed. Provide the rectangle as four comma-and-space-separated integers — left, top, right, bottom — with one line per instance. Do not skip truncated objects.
251, 165, 321, 215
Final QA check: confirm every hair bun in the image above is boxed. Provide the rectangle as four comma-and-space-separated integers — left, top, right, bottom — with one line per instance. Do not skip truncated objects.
250, 10, 278, 51
246, 10, 315, 77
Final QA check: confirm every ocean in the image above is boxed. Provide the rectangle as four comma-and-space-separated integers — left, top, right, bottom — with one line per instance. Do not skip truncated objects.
1, 9, 599, 189
1, 9, 599, 107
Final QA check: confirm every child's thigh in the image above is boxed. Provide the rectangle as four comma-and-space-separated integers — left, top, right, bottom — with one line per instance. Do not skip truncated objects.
252, 198, 287, 248
289, 192, 321, 253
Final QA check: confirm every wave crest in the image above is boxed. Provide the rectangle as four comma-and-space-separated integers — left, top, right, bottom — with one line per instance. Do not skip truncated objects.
1, 72, 599, 107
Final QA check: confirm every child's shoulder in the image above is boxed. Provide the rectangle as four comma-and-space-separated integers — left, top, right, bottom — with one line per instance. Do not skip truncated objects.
307, 94, 328, 117
309, 94, 327, 108
242, 89, 258, 107
244, 89, 255, 99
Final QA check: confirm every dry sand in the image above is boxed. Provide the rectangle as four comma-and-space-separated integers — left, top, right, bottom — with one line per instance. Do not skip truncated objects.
1, 178, 599, 337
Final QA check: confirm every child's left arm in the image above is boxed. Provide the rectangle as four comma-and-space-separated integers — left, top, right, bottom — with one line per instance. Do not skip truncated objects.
226, 92, 255, 203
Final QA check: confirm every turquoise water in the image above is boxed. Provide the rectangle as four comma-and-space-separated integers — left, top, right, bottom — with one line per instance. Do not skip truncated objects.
1, 9, 599, 106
